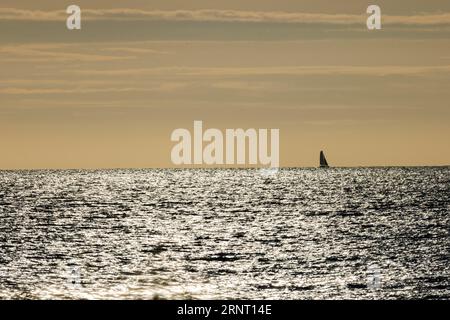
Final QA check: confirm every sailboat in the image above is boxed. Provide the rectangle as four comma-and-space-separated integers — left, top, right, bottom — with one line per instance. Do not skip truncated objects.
320, 150, 329, 168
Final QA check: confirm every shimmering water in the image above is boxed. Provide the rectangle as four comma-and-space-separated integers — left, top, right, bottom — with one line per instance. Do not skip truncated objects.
0, 168, 449, 300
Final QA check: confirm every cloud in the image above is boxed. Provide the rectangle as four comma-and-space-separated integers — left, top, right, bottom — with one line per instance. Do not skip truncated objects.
65, 65, 450, 77
100, 47, 171, 55
0, 87, 142, 95
1, 8, 450, 26
0, 45, 133, 62
0, 82, 189, 95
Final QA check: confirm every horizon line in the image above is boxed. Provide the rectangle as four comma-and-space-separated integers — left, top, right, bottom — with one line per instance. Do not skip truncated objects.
0, 165, 449, 171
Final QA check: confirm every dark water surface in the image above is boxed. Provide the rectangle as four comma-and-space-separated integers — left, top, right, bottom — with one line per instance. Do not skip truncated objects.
0, 168, 449, 299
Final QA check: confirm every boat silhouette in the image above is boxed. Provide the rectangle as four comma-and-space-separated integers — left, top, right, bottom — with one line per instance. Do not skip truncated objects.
320, 151, 329, 168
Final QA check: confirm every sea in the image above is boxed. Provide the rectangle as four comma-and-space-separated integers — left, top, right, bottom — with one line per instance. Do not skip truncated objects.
0, 167, 448, 299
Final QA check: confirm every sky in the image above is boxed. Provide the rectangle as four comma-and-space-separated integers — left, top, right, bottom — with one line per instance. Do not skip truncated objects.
0, 1, 449, 169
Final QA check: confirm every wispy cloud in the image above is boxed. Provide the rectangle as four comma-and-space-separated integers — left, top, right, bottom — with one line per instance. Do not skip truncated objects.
0, 82, 188, 95
0, 87, 141, 95
1, 8, 450, 26
0, 45, 132, 62
100, 47, 171, 55
65, 65, 450, 77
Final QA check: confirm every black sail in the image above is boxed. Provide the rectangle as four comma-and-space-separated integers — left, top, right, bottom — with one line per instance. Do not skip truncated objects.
320, 151, 329, 167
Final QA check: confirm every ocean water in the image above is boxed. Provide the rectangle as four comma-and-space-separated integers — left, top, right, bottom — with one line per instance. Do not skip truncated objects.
0, 168, 448, 300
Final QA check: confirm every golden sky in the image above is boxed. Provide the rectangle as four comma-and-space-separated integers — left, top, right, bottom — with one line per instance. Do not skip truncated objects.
1, 1, 449, 168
